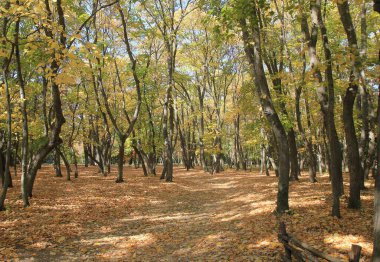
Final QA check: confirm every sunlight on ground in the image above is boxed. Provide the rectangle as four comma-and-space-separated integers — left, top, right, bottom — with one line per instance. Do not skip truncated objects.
121, 212, 212, 224
210, 181, 239, 189
0, 167, 375, 261
324, 233, 373, 258
80, 233, 155, 247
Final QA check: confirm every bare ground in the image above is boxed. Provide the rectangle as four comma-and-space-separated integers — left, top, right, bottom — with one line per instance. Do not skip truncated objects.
0, 166, 375, 261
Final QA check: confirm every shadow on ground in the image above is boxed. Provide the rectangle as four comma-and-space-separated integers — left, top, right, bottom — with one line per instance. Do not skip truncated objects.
0, 166, 374, 261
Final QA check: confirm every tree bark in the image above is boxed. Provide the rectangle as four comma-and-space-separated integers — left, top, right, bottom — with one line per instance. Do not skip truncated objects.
301, 0, 343, 217
240, 11, 289, 213
58, 148, 71, 181
337, 0, 363, 209
54, 148, 62, 177
372, 2, 380, 261
116, 137, 126, 183
0, 66, 12, 211
373, 86, 380, 261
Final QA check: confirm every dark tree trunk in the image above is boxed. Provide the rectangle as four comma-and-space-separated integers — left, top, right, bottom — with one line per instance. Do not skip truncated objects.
288, 129, 299, 181
160, 160, 167, 180
301, 0, 343, 217
337, 0, 363, 209
0, 153, 4, 187
54, 148, 62, 177
373, 84, 380, 261
295, 50, 317, 183
178, 124, 190, 171
116, 137, 126, 183
240, 13, 289, 214
372, 2, 380, 260
343, 86, 361, 208
84, 144, 89, 167
89, 145, 95, 166
58, 148, 71, 181
213, 136, 222, 174
147, 153, 157, 176
0, 41, 12, 210
132, 145, 148, 177
23, 0, 67, 205
13, 137, 19, 177
71, 147, 78, 178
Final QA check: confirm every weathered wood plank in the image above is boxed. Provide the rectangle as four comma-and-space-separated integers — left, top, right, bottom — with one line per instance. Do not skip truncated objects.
278, 222, 361, 262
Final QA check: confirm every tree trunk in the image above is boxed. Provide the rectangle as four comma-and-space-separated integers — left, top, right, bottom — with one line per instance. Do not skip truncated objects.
13, 137, 18, 177
344, 87, 361, 209
295, 79, 317, 182
178, 124, 190, 171
372, 3, 380, 260
337, 0, 364, 209
288, 129, 299, 181
0, 67, 12, 211
372, 85, 380, 261
132, 145, 148, 177
116, 137, 126, 183
301, 0, 343, 217
58, 148, 71, 181
22, 0, 67, 204
54, 148, 62, 177
240, 15, 289, 214
84, 144, 89, 167
71, 147, 78, 178
358, 1, 372, 186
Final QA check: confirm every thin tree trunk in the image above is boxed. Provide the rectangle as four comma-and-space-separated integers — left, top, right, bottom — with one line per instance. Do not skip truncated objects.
71, 147, 78, 178
0, 66, 12, 210
288, 129, 299, 181
337, 0, 363, 209
372, 84, 380, 261
84, 144, 89, 167
15, 16, 31, 207
54, 148, 62, 177
116, 137, 126, 183
240, 13, 289, 214
372, 3, 380, 260
58, 148, 71, 181
301, 0, 342, 217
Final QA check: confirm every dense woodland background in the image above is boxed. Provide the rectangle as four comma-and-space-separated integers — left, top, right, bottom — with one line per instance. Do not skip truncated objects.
0, 0, 380, 260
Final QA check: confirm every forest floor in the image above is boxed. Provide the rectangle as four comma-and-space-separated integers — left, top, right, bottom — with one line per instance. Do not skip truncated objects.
0, 165, 375, 261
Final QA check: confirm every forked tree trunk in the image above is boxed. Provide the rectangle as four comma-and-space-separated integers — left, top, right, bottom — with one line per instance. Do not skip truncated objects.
58, 148, 71, 181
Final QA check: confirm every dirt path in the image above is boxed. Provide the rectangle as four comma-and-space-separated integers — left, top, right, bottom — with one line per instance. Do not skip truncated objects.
0, 166, 375, 261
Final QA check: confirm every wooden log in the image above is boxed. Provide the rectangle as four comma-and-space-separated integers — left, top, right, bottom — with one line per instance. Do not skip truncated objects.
348, 244, 361, 262
278, 222, 361, 262
281, 241, 305, 260
279, 222, 292, 260
288, 237, 343, 262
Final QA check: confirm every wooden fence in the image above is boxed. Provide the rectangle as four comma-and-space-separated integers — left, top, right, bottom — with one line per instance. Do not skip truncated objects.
278, 222, 361, 262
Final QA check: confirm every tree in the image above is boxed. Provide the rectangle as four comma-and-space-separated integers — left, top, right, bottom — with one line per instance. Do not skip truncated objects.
336, 0, 363, 209
372, 2, 380, 261
142, 0, 196, 181
300, 0, 343, 218
236, 1, 290, 214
